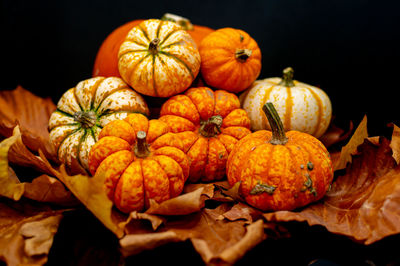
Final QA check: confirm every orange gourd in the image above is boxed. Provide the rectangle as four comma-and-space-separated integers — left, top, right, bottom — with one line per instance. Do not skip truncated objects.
199, 28, 262, 93
93, 13, 213, 79
159, 87, 251, 182
118, 19, 201, 97
88, 113, 189, 213
227, 102, 333, 211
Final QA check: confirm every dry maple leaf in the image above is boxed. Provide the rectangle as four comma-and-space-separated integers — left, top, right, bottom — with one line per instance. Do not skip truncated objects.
263, 137, 400, 244
0, 86, 56, 161
0, 199, 64, 266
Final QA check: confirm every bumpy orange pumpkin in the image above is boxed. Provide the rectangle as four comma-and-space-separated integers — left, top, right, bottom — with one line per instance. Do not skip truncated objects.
48, 77, 149, 174
88, 113, 189, 213
227, 102, 333, 211
159, 87, 251, 182
199, 28, 262, 93
93, 14, 213, 78
118, 19, 201, 97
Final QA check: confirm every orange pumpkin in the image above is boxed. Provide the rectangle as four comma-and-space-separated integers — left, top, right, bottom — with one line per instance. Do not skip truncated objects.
199, 28, 262, 93
118, 19, 201, 97
93, 13, 213, 78
88, 113, 189, 213
227, 102, 333, 211
159, 87, 252, 182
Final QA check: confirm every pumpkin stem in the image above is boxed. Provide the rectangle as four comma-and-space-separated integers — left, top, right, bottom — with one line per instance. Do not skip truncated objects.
134, 131, 150, 158
199, 115, 223, 138
148, 38, 160, 55
262, 102, 288, 145
235, 49, 252, 63
278, 67, 295, 87
73, 111, 97, 129
161, 13, 194, 31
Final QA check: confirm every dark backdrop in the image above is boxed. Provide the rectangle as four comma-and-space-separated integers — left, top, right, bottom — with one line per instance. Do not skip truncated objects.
2, 1, 400, 265
2, 0, 400, 136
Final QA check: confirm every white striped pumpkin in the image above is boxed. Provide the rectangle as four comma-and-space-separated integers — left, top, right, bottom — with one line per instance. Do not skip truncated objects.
118, 19, 201, 97
240, 67, 332, 138
48, 77, 149, 174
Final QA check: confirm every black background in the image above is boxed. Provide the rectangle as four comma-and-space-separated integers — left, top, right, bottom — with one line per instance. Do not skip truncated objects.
2, 0, 400, 265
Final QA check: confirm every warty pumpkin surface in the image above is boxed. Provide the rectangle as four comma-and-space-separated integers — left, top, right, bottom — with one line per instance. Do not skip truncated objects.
48, 77, 149, 174
159, 87, 251, 183
118, 19, 201, 97
240, 67, 332, 138
227, 102, 333, 211
199, 27, 262, 93
88, 113, 189, 213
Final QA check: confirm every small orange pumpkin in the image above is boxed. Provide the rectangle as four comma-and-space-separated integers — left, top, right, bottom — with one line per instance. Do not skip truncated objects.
159, 87, 251, 182
227, 102, 333, 211
118, 19, 201, 97
199, 28, 262, 93
88, 113, 189, 213
93, 13, 212, 80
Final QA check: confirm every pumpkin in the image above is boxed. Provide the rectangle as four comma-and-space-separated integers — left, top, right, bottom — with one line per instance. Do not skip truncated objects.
48, 77, 149, 174
92, 13, 213, 78
227, 102, 333, 211
118, 19, 201, 97
159, 87, 252, 182
199, 27, 262, 93
240, 67, 332, 138
88, 113, 189, 213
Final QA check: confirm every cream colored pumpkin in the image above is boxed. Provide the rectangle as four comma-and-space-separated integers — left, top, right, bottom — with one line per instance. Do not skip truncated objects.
118, 19, 201, 97
240, 67, 332, 138
48, 77, 149, 174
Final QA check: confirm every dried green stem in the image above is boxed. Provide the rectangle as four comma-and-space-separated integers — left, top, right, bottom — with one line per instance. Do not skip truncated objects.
73, 111, 97, 129
149, 38, 160, 55
134, 131, 150, 158
278, 67, 295, 87
262, 102, 288, 145
199, 115, 223, 138
235, 49, 252, 62
161, 13, 194, 30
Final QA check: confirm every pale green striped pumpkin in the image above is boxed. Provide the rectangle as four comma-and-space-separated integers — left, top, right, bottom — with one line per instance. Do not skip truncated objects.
48, 76, 149, 174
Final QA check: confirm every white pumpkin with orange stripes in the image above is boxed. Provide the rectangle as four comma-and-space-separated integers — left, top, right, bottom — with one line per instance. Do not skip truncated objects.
48, 76, 149, 174
240, 67, 332, 138
118, 19, 201, 97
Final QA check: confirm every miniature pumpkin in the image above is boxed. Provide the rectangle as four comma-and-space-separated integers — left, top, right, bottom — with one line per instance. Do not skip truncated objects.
88, 113, 189, 213
227, 102, 333, 211
92, 14, 213, 78
199, 27, 262, 93
48, 77, 149, 174
159, 87, 252, 182
240, 67, 332, 138
118, 19, 201, 97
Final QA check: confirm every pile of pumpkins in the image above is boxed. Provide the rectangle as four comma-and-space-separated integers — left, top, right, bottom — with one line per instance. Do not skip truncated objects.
48, 14, 333, 213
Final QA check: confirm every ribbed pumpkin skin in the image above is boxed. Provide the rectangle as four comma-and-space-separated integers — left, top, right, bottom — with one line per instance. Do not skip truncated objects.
227, 130, 333, 211
118, 19, 201, 97
88, 113, 189, 213
240, 78, 332, 138
93, 19, 144, 77
48, 77, 149, 174
199, 28, 262, 93
159, 87, 251, 182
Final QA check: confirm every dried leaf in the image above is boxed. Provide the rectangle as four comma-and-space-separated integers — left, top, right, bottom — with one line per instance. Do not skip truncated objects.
120, 203, 266, 264
0, 86, 56, 160
389, 124, 400, 164
319, 118, 354, 148
220, 202, 262, 224
334, 115, 368, 170
0, 127, 25, 200
263, 137, 400, 244
0, 199, 64, 266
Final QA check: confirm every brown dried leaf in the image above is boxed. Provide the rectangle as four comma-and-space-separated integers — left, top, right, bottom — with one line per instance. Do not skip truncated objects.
263, 137, 400, 244
334, 115, 368, 170
0, 199, 64, 266
319, 118, 354, 148
0, 86, 56, 160
120, 203, 266, 264
220, 202, 262, 224
389, 124, 400, 164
